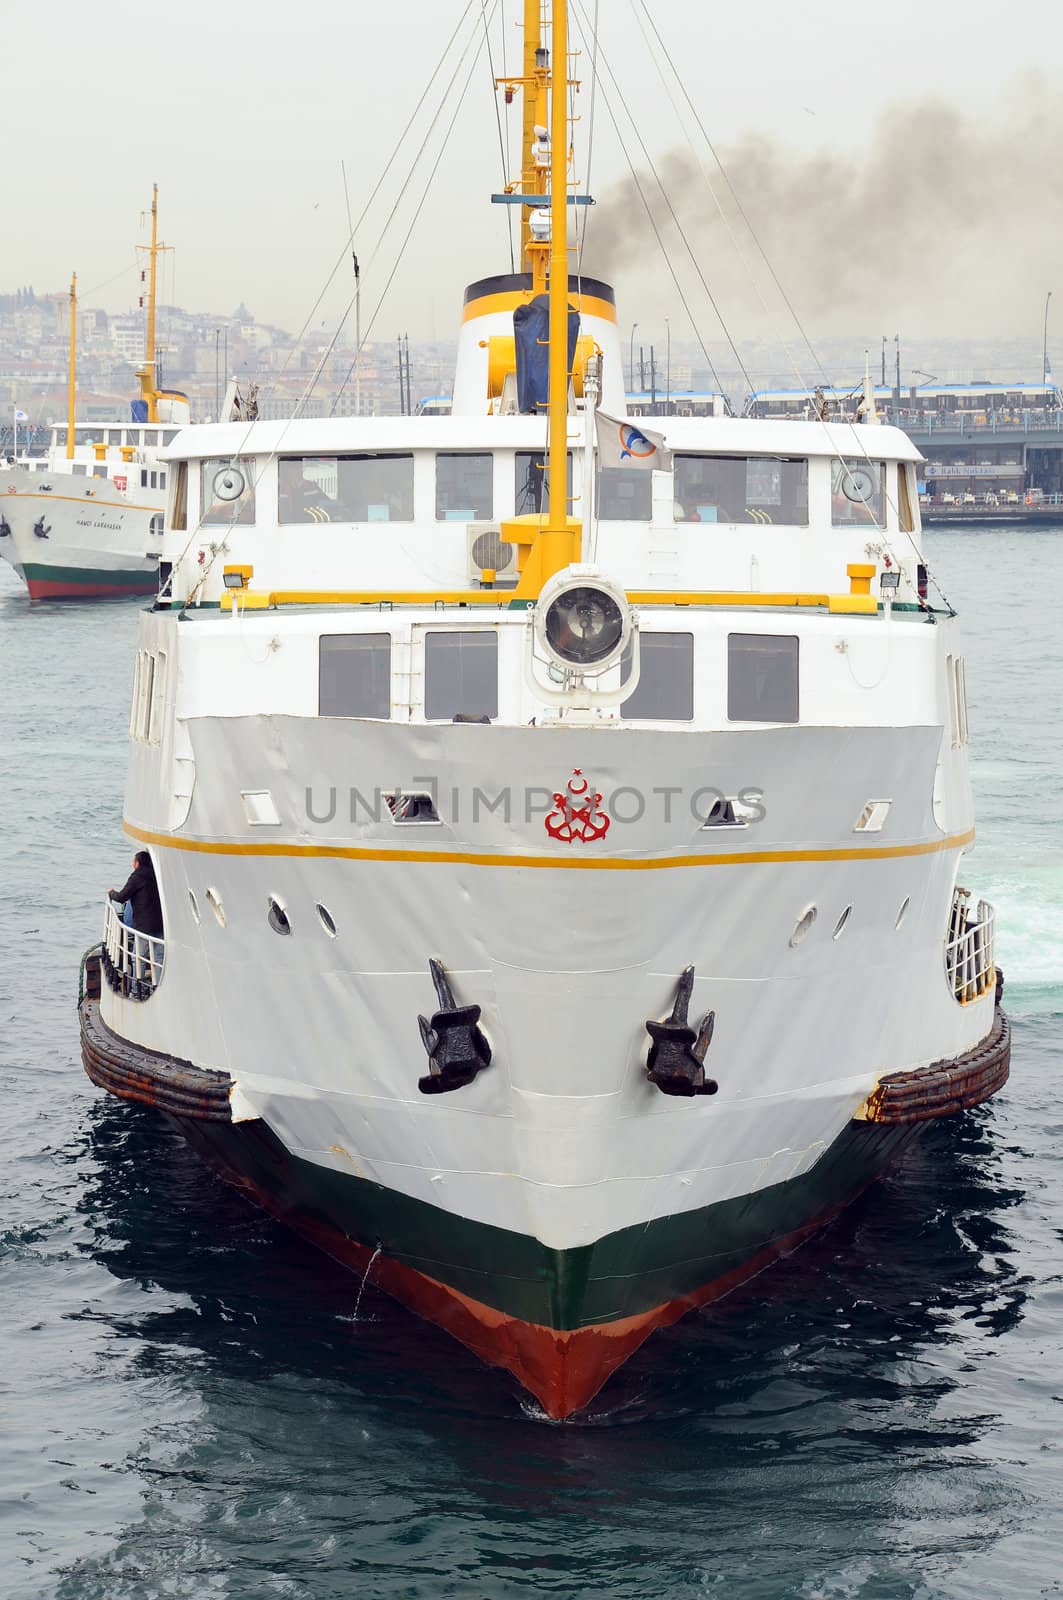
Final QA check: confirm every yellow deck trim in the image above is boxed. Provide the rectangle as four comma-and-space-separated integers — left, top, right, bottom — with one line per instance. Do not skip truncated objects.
124, 821, 975, 871
220, 588, 879, 612
462, 290, 617, 324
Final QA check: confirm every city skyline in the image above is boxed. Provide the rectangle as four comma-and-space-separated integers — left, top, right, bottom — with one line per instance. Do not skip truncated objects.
1, 1, 1060, 351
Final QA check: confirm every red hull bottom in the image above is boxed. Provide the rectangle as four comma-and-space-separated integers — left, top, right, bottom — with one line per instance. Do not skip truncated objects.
209, 1162, 852, 1418
26, 577, 157, 600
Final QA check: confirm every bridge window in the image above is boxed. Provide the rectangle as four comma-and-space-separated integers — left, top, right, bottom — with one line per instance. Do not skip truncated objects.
319, 633, 392, 719
898, 464, 916, 532
515, 451, 572, 515
201, 458, 256, 525
424, 631, 498, 720
673, 455, 808, 524
436, 453, 493, 521
278, 453, 414, 523
597, 467, 652, 521
170, 461, 188, 530
831, 460, 885, 526
620, 633, 694, 720
728, 633, 799, 723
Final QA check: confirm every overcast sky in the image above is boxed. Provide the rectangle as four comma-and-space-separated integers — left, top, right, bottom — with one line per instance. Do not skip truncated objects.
5, 1, 1062, 356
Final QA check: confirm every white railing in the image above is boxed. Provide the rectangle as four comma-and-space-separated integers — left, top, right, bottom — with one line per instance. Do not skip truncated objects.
102, 897, 164, 997
945, 887, 995, 1004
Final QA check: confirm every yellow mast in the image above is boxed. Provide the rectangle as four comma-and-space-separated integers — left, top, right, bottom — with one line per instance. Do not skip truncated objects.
519, 0, 541, 273
544, 0, 577, 562
135, 184, 164, 423
66, 272, 77, 461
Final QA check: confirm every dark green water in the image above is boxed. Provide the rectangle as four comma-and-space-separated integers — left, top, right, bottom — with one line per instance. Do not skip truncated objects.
2, 530, 1061, 1598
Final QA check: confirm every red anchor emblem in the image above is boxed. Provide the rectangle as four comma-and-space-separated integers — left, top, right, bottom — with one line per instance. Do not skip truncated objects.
545, 769, 611, 844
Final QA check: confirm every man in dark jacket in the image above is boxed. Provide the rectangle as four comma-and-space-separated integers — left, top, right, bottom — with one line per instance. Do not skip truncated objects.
109, 852, 164, 986
109, 851, 164, 937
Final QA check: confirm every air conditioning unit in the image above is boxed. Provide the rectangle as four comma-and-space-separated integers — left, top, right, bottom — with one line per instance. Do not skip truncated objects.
466, 521, 519, 587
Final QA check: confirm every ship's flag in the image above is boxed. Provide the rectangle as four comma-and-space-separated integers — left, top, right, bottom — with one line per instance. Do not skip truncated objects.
595, 410, 671, 471
13, 408, 28, 422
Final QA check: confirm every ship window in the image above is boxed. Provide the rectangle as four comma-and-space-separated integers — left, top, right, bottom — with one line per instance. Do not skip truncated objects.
831, 460, 885, 526
140, 470, 148, 487
267, 896, 291, 936
150, 471, 158, 489
93, 465, 108, 479
131, 650, 155, 742
74, 429, 94, 445
728, 633, 799, 723
170, 461, 188, 530
424, 631, 498, 721
106, 429, 122, 445
147, 651, 167, 744
620, 633, 694, 720
200, 457, 256, 525
71, 463, 86, 476
597, 467, 652, 521
898, 464, 915, 532
278, 453, 414, 523
436, 453, 493, 521
319, 633, 392, 719
673, 454, 808, 525
163, 430, 179, 445
515, 451, 573, 515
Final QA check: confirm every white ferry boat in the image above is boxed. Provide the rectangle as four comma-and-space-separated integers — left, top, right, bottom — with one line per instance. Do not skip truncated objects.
79, 1, 1008, 1418
0, 188, 188, 600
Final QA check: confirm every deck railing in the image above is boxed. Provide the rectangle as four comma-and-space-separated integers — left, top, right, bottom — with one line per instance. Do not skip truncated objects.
101, 897, 164, 999
945, 887, 995, 1004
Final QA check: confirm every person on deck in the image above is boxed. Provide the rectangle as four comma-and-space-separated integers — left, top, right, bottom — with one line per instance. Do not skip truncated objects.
109, 852, 164, 984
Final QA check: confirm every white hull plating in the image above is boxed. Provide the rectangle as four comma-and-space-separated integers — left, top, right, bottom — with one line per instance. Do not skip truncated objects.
105, 675, 990, 1255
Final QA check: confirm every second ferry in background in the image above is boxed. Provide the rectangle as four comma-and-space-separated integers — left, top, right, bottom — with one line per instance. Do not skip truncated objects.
0, 187, 189, 600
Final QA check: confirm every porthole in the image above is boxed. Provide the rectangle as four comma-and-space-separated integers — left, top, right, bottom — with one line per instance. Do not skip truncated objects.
188, 889, 201, 925
268, 896, 292, 936
316, 903, 337, 938
206, 887, 226, 928
895, 896, 911, 930
790, 906, 817, 947
832, 905, 852, 941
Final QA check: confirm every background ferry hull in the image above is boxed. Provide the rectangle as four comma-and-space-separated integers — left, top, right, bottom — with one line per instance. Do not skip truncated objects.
0, 470, 160, 599
177, 1110, 919, 1418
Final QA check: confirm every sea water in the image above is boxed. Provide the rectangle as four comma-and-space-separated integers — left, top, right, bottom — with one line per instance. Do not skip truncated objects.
1, 529, 1061, 1599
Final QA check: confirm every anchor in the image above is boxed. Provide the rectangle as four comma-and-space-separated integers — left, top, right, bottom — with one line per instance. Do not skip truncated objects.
417, 958, 491, 1095
645, 966, 718, 1097
33, 517, 51, 539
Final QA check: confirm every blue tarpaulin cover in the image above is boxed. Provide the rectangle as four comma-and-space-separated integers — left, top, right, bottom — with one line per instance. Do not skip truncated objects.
513, 294, 580, 415
130, 399, 149, 422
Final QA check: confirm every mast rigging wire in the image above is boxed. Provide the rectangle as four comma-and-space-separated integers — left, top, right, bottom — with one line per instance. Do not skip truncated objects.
632, 0, 953, 610
569, 1, 732, 401
164, 2, 489, 598
572, 0, 754, 399
481, 0, 515, 272
332, 3, 499, 413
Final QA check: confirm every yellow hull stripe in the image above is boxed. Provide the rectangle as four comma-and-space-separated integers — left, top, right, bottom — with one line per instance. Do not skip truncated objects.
462, 290, 617, 325
2, 490, 156, 513
124, 820, 975, 871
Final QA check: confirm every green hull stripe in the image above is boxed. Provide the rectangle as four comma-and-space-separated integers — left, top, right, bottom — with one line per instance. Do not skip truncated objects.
23, 562, 155, 589
186, 1117, 917, 1330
